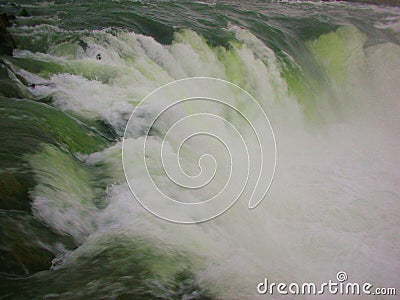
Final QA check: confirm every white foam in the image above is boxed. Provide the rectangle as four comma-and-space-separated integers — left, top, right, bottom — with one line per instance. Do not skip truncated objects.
26, 26, 400, 298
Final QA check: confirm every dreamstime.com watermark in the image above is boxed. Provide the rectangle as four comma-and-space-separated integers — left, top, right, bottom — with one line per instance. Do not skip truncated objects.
257, 272, 397, 296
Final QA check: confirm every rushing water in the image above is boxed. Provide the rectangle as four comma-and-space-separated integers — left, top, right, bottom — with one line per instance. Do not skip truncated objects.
0, 0, 399, 299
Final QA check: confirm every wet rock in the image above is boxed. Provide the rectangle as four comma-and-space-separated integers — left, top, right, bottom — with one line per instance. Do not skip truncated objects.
19, 8, 30, 17
10, 3, 21, 9
1, 13, 14, 27
0, 60, 32, 98
0, 14, 16, 56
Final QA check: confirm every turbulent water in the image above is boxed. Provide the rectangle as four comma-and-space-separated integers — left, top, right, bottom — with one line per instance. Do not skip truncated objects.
0, 0, 400, 299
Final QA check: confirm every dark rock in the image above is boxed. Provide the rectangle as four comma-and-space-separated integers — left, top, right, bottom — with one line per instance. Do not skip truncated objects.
19, 8, 30, 17
0, 16, 16, 56
8, 14, 16, 21
0, 60, 32, 98
10, 3, 21, 9
1, 13, 13, 27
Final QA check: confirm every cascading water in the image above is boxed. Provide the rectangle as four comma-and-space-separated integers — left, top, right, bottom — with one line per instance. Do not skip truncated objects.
0, 1, 399, 299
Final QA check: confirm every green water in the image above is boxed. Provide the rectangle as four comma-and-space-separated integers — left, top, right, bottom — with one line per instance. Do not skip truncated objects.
0, 0, 399, 299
